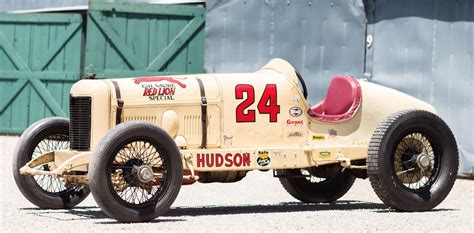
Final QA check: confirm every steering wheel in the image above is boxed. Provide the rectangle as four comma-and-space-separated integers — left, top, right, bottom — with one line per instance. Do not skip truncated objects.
294, 69, 308, 99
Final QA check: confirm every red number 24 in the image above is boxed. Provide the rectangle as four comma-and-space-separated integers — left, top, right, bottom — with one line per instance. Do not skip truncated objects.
235, 84, 280, 122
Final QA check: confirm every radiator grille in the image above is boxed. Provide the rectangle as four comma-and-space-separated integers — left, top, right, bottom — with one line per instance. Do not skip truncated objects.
69, 96, 91, 151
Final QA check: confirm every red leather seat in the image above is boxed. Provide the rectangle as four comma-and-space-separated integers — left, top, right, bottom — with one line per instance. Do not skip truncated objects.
308, 76, 361, 122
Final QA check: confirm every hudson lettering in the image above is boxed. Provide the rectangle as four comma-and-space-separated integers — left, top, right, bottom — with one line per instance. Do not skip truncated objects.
196, 153, 251, 168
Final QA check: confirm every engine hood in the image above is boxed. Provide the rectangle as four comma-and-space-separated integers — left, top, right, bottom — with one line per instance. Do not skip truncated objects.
108, 75, 220, 106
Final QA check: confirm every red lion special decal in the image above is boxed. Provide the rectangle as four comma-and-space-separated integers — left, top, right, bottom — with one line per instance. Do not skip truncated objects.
133, 77, 187, 88
196, 153, 251, 168
133, 77, 187, 101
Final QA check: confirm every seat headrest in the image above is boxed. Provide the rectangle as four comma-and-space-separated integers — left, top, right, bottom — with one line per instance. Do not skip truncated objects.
324, 76, 361, 115
308, 75, 362, 122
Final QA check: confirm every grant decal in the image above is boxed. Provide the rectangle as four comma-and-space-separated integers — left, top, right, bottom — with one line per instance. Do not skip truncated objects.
196, 153, 251, 168
286, 119, 304, 127
134, 77, 187, 101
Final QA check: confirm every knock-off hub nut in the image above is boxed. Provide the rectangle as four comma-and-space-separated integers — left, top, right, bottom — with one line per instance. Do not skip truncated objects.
416, 153, 431, 170
134, 165, 155, 183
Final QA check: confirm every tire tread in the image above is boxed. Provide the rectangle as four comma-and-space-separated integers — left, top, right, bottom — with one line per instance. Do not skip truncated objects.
367, 110, 458, 211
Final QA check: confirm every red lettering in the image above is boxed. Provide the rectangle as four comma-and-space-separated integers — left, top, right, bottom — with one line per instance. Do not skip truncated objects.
257, 84, 280, 122
234, 153, 242, 167
205, 153, 214, 167
143, 87, 157, 96
196, 152, 251, 168
242, 153, 251, 166
225, 153, 233, 167
197, 154, 205, 167
169, 88, 175, 95
215, 153, 223, 167
235, 85, 256, 122
236, 84, 280, 123
286, 119, 303, 125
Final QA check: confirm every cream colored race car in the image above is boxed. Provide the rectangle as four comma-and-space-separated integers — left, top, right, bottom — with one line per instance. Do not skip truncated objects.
13, 59, 458, 222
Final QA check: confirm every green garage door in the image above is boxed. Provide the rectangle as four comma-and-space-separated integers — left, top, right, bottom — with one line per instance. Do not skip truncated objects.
0, 2, 205, 134
0, 14, 83, 134
85, 1, 205, 78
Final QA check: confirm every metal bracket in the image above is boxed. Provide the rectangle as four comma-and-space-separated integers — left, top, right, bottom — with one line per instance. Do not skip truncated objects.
19, 151, 55, 175
200, 96, 208, 106
19, 151, 91, 176
337, 153, 367, 170
183, 154, 199, 181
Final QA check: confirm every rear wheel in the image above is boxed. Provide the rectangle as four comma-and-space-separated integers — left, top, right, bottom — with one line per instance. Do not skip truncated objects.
367, 110, 458, 211
89, 121, 183, 222
12, 117, 90, 208
279, 167, 355, 203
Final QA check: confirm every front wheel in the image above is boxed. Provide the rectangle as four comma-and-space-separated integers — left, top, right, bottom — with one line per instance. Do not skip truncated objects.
89, 121, 183, 222
367, 110, 458, 211
12, 117, 90, 208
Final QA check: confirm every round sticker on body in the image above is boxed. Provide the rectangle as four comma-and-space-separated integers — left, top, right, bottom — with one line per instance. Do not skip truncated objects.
289, 107, 303, 117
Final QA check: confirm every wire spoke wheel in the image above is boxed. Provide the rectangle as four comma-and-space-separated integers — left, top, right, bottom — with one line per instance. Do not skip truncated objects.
89, 121, 183, 222
13, 117, 90, 209
32, 134, 70, 193
108, 139, 168, 207
393, 132, 438, 191
367, 110, 458, 211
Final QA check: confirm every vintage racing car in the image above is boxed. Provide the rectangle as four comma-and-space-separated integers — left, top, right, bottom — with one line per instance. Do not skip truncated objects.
13, 59, 458, 222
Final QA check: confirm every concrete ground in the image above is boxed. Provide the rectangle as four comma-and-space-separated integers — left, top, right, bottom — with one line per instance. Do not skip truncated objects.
1, 136, 473, 232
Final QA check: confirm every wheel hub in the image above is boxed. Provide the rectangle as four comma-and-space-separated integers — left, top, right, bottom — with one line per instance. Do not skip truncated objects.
134, 165, 156, 183
122, 158, 144, 186
416, 153, 431, 170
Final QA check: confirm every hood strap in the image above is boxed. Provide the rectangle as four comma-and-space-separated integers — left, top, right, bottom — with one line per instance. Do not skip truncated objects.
111, 80, 124, 125
196, 78, 207, 149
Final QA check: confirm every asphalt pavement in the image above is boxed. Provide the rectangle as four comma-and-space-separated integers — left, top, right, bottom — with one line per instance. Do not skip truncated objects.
1, 136, 472, 232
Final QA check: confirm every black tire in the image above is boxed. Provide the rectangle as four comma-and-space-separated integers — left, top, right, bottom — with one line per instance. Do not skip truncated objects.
367, 110, 458, 211
279, 168, 355, 203
12, 117, 90, 209
89, 121, 183, 222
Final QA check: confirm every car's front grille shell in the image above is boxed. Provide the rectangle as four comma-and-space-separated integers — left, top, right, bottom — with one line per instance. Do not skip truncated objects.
69, 96, 91, 151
